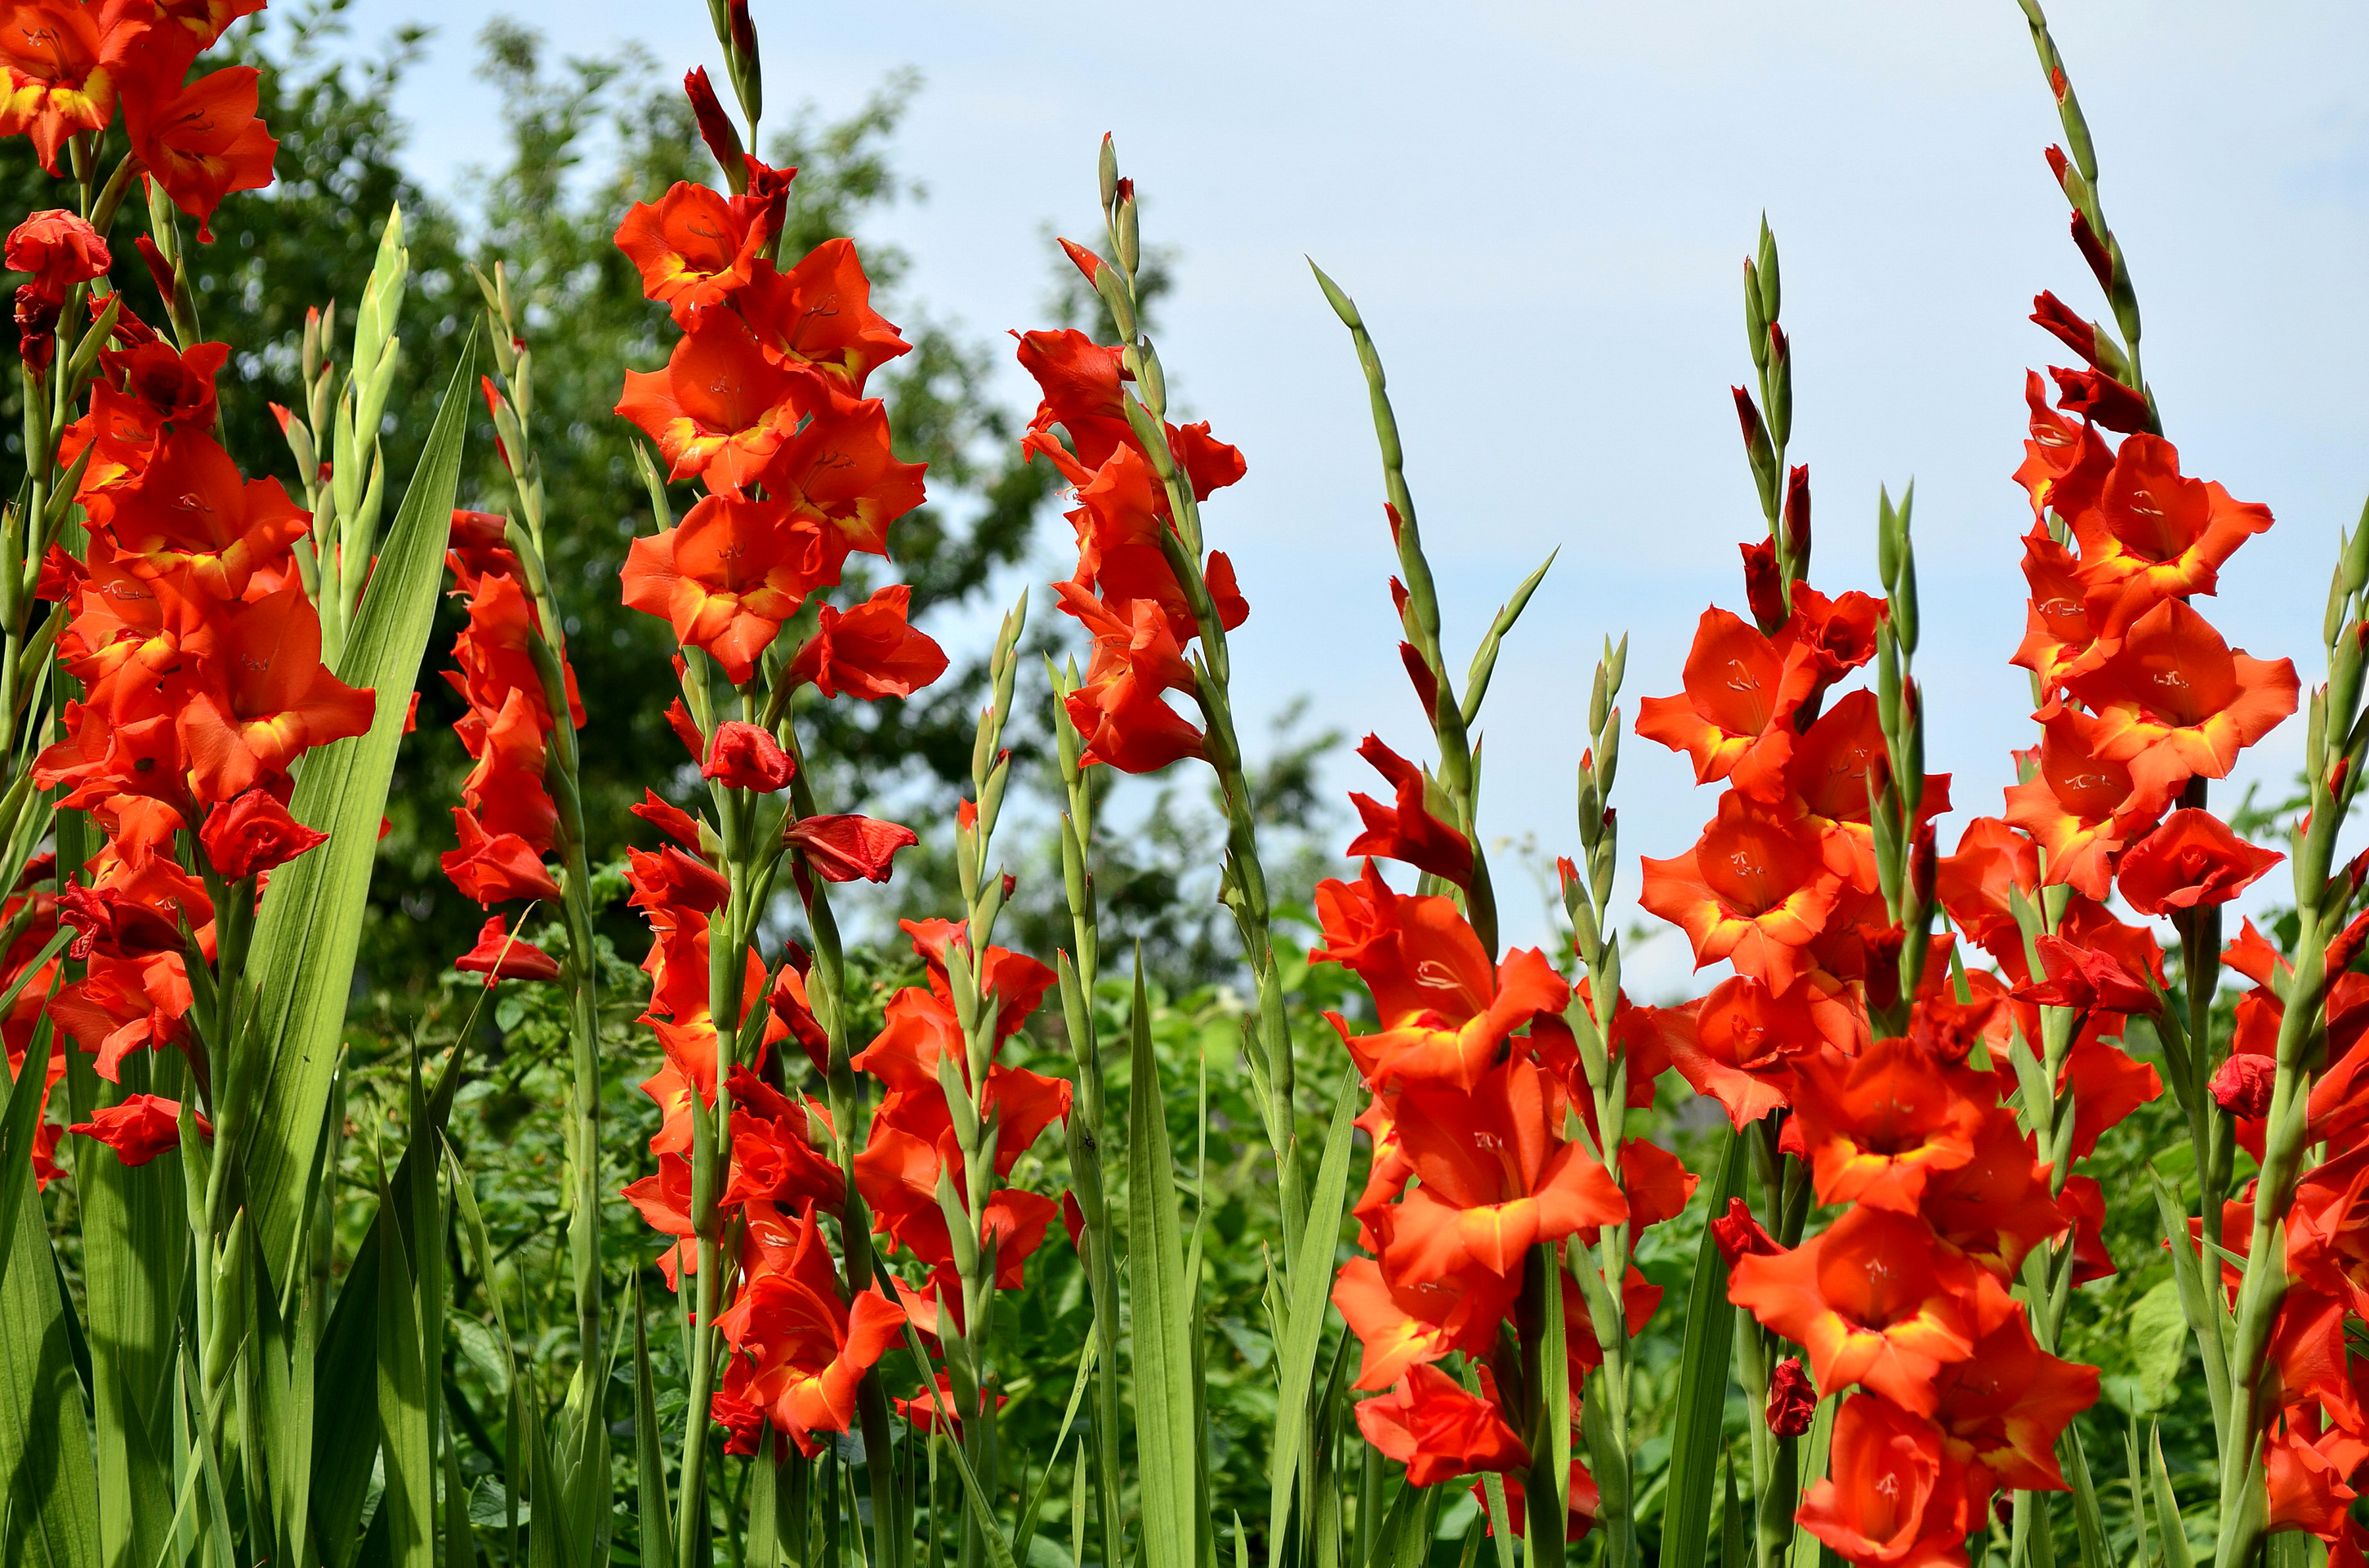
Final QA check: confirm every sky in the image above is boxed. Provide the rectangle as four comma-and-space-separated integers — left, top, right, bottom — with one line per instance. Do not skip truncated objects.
346, 0, 2369, 994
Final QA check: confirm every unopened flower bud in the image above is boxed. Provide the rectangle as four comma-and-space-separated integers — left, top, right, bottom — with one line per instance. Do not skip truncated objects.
2208, 1054, 2275, 1120
1708, 1197, 1778, 1267
685, 68, 747, 184
1765, 1357, 1815, 1438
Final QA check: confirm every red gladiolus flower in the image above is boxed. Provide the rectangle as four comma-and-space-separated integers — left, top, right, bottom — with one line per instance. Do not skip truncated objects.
787, 586, 949, 700
1784, 1036, 1990, 1213
1665, 973, 1850, 1128
713, 1206, 907, 1452
1639, 792, 1847, 995
1330, 1254, 1520, 1391
1064, 655, 1206, 773
2002, 711, 2153, 900
455, 916, 562, 984
615, 181, 770, 325
6, 208, 108, 300
758, 390, 927, 558
440, 808, 563, 906
71, 1093, 207, 1168
620, 494, 848, 683
2065, 599, 2298, 808
1769, 1356, 1818, 1437
1381, 1055, 1628, 1282
177, 586, 376, 801
1935, 817, 2038, 970
2014, 933, 2160, 1018
1709, 1196, 1781, 1266
1729, 1205, 2013, 1416
1915, 1108, 2065, 1279
2010, 528, 2102, 693
1635, 607, 1805, 783
2011, 370, 2111, 526
198, 787, 327, 880
2212, 1052, 2275, 1120
703, 720, 794, 792
783, 814, 918, 884
1354, 1363, 1530, 1489
1794, 1394, 1973, 1568
105, 338, 227, 430
615, 308, 815, 497
2067, 434, 2273, 638
1345, 733, 1473, 889
738, 238, 912, 393
2114, 808, 2282, 915
88, 427, 310, 599
0, 2, 148, 173
124, 66, 279, 242
1312, 860, 1568, 1091
1930, 1316, 2098, 1497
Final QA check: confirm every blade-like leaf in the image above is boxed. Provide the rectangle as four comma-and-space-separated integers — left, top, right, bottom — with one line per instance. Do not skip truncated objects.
629, 1269, 675, 1568
1662, 1126, 1746, 1568
373, 1171, 434, 1566
1127, 954, 1203, 1568
1265, 1085, 1360, 1566
240, 332, 476, 1283
0, 1152, 99, 1568
2150, 1419, 2194, 1568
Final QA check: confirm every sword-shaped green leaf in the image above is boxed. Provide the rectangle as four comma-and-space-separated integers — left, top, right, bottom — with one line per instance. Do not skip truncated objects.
1127, 953, 1202, 1568
1663, 1127, 1746, 1568
239, 332, 475, 1285
1265, 1084, 1360, 1566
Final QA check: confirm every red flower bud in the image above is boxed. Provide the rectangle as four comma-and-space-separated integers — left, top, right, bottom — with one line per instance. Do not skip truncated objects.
684, 67, 746, 178
1708, 1197, 1778, 1267
6, 209, 109, 302
2208, 1053, 2274, 1120
201, 789, 330, 881
455, 915, 563, 985
1765, 1356, 1816, 1438
1782, 464, 1811, 558
783, 813, 917, 884
703, 720, 794, 792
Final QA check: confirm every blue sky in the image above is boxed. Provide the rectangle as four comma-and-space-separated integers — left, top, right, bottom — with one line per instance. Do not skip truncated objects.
347, 0, 2369, 991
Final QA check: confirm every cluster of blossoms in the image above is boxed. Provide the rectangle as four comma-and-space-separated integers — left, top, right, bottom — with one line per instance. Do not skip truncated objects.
38, 322, 368, 1143
2, 0, 275, 359
1015, 259, 1247, 773
0, 0, 355, 1183
434, 506, 582, 979
607, 69, 996, 1459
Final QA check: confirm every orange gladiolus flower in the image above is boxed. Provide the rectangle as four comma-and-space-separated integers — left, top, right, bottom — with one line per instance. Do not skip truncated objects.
620, 494, 848, 683
1635, 606, 1805, 784
2001, 710, 2153, 900
615, 308, 814, 496
2010, 527, 2102, 693
1313, 860, 1568, 1091
2065, 598, 2298, 807
1783, 1036, 1990, 1212
759, 390, 926, 558
1639, 792, 1847, 994
0, 0, 148, 173
1354, 1363, 1529, 1489
453, 915, 562, 984
177, 585, 375, 801
88, 426, 309, 599
787, 585, 949, 700
2066, 434, 2273, 639
739, 238, 912, 392
614, 181, 771, 325
2114, 807, 2282, 915
1663, 974, 1833, 1129
123, 65, 278, 241
1795, 1394, 1973, 1568
1381, 1055, 1627, 1283
1729, 1205, 2012, 1415
1930, 1316, 2098, 1497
